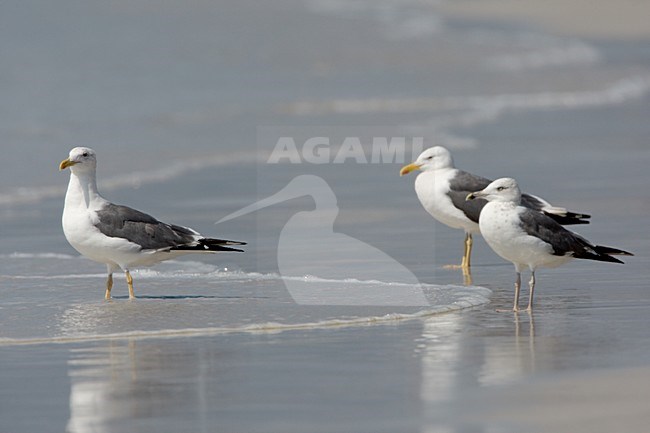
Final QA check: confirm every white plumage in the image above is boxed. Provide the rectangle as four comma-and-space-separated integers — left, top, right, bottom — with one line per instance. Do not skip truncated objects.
400, 146, 590, 271
467, 177, 632, 311
60, 147, 245, 299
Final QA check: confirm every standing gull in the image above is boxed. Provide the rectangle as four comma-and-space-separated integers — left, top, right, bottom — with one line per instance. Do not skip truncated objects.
400, 146, 589, 270
60, 147, 245, 300
467, 178, 632, 311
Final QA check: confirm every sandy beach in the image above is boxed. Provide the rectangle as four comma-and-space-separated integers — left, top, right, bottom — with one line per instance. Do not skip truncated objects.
1, 0, 650, 432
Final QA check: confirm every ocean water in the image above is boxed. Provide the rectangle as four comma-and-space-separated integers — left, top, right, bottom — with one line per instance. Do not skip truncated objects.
2, 0, 650, 432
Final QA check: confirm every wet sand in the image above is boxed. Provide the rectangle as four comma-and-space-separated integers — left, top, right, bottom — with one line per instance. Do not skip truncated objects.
1, 0, 650, 432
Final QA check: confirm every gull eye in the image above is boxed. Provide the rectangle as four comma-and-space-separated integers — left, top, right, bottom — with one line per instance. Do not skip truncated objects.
496, 186, 505, 191
425, 156, 433, 160
82, 152, 88, 157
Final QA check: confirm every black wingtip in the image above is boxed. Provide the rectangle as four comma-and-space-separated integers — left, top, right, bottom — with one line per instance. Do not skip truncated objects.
208, 238, 247, 246
200, 238, 247, 252
561, 219, 590, 225
594, 245, 634, 257
546, 211, 591, 225
605, 255, 625, 264
579, 245, 633, 264
171, 238, 247, 253
214, 246, 245, 253
568, 212, 591, 219
577, 252, 625, 264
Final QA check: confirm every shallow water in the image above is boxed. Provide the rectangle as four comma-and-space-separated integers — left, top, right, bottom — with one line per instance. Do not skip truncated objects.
0, 253, 490, 343
2, 0, 650, 432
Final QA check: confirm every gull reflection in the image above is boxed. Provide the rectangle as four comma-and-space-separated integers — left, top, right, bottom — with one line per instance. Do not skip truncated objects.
66, 341, 137, 433
418, 310, 538, 397
58, 303, 211, 433
417, 310, 540, 432
418, 312, 465, 403
478, 313, 536, 386
65, 338, 218, 433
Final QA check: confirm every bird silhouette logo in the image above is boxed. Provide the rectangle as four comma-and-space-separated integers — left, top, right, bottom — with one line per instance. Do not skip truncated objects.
217, 175, 429, 306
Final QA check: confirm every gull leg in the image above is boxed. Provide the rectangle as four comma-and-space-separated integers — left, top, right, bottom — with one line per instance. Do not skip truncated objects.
496, 271, 521, 313
462, 233, 473, 269
513, 272, 521, 312
125, 270, 135, 300
462, 266, 473, 286
444, 233, 473, 270
462, 236, 473, 285
526, 271, 536, 312
104, 273, 113, 300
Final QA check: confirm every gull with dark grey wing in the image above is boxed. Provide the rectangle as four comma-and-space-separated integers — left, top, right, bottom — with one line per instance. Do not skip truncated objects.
60, 147, 245, 300
400, 146, 590, 274
467, 177, 631, 311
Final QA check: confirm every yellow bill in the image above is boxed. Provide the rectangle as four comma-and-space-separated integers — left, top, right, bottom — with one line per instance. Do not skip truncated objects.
399, 163, 421, 176
59, 158, 77, 170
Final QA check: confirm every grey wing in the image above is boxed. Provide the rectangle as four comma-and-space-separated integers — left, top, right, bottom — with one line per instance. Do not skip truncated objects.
520, 194, 547, 212
95, 203, 198, 250
447, 170, 492, 223
518, 208, 597, 258
521, 194, 590, 225
519, 208, 627, 263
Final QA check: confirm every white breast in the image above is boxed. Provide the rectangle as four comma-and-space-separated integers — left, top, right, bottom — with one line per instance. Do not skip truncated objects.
62, 180, 143, 268
414, 169, 479, 233
478, 203, 572, 270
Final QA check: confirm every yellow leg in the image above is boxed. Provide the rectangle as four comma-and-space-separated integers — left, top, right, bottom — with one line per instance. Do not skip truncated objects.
444, 233, 473, 270
126, 270, 135, 300
462, 267, 473, 286
460, 233, 473, 269
104, 274, 113, 300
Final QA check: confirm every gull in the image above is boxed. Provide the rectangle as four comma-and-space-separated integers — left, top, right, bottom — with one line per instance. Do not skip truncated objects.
59, 147, 245, 300
467, 177, 632, 311
400, 146, 590, 271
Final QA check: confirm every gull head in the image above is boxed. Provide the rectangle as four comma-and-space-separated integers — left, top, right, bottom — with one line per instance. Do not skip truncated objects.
399, 146, 454, 176
466, 177, 521, 203
60, 147, 97, 173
